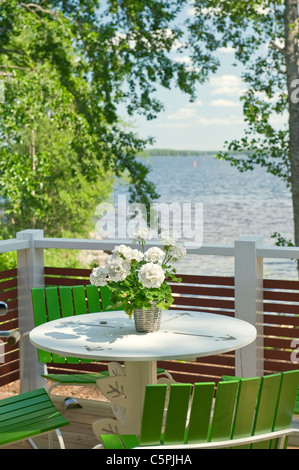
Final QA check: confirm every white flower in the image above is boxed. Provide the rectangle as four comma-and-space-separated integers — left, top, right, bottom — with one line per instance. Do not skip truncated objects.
112, 245, 144, 263
168, 243, 186, 262
132, 227, 152, 243
138, 262, 165, 288
144, 247, 165, 264
112, 244, 131, 258
90, 266, 109, 286
159, 230, 178, 247
129, 249, 144, 262
105, 255, 131, 282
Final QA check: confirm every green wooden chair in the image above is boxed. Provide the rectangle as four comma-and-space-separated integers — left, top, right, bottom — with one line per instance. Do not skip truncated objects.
31, 285, 170, 395
0, 324, 69, 449
98, 370, 299, 450
0, 388, 69, 448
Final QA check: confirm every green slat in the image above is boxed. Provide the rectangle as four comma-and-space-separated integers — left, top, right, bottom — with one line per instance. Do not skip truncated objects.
120, 434, 140, 449
186, 382, 215, 444
57, 286, 81, 363
45, 287, 60, 321
100, 285, 114, 311
86, 284, 101, 313
41, 372, 107, 384
31, 288, 52, 363
274, 370, 299, 430
100, 434, 125, 449
31, 288, 48, 326
72, 285, 87, 315
251, 373, 282, 449
0, 413, 69, 446
163, 384, 192, 445
230, 378, 260, 449
1, 404, 57, 431
0, 388, 48, 410
59, 286, 74, 317
209, 380, 239, 442
140, 384, 167, 446
0, 396, 51, 423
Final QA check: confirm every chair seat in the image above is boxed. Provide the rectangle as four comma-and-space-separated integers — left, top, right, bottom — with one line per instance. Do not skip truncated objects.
42, 368, 167, 385
0, 388, 69, 447
42, 371, 110, 384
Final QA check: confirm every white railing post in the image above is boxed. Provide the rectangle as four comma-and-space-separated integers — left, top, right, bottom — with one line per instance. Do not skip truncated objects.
17, 229, 46, 392
234, 236, 264, 377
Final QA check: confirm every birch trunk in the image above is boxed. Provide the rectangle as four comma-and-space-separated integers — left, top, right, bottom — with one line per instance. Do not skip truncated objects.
285, 0, 299, 249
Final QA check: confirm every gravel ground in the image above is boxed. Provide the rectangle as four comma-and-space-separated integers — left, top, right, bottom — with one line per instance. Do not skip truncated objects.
0, 379, 106, 401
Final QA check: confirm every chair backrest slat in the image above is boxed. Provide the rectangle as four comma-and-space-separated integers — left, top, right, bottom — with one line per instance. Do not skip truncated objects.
163, 383, 192, 445
59, 287, 74, 317
208, 380, 239, 442
269, 369, 299, 449
31, 288, 52, 363
86, 285, 101, 313
100, 285, 114, 311
274, 370, 299, 430
230, 377, 260, 449
187, 382, 215, 444
250, 373, 282, 449
72, 285, 87, 315
140, 384, 167, 446
45, 287, 61, 321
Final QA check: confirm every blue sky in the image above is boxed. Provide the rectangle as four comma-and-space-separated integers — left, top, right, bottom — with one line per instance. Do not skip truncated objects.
134, 50, 247, 152
122, 4, 287, 152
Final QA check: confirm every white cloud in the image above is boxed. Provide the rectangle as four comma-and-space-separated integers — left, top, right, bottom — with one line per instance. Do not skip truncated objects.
211, 99, 240, 108
210, 74, 246, 96
156, 122, 193, 128
196, 115, 244, 126
167, 107, 198, 120
217, 46, 235, 54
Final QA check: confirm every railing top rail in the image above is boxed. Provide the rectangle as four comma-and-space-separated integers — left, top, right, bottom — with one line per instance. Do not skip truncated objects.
32, 237, 299, 259
0, 238, 31, 254
1, 233, 299, 260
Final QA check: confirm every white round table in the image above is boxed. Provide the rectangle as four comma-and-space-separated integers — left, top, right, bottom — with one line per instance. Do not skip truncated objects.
29, 309, 257, 435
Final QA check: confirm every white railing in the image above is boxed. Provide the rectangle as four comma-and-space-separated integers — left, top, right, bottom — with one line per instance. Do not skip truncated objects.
2, 229, 299, 392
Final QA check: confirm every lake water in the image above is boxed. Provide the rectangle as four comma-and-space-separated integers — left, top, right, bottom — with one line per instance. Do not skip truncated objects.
110, 155, 296, 279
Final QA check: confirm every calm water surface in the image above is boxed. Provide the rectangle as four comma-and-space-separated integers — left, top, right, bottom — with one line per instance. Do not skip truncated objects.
112, 155, 295, 279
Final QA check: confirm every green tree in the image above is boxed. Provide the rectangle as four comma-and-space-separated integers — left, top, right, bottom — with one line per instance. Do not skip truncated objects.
0, 0, 218, 238
189, 0, 299, 246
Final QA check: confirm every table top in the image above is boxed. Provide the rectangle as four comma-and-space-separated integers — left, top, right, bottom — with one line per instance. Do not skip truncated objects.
29, 310, 257, 362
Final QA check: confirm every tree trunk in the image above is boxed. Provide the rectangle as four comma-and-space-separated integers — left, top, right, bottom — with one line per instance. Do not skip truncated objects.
285, 0, 299, 251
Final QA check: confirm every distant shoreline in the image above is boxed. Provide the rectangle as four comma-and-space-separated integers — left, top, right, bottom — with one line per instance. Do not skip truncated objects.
139, 149, 219, 157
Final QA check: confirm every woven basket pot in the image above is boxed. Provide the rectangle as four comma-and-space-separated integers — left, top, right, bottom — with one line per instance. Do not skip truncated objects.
133, 304, 162, 333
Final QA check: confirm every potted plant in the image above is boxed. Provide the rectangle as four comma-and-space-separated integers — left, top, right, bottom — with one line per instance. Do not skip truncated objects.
90, 228, 186, 332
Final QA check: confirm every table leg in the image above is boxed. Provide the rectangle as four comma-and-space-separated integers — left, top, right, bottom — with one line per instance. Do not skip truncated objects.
123, 361, 157, 434
93, 361, 157, 438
